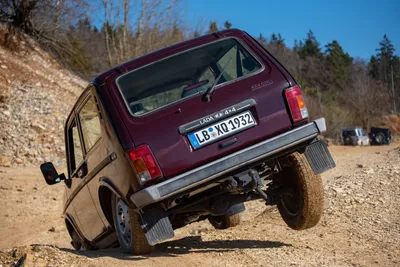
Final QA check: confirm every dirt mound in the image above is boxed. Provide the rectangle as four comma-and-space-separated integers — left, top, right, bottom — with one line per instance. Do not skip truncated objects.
0, 245, 87, 267
0, 27, 86, 167
381, 114, 400, 134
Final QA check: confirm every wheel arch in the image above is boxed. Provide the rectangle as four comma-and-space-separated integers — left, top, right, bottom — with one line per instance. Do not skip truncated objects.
98, 177, 134, 228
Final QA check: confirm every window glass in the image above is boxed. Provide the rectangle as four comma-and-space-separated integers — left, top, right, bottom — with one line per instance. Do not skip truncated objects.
79, 96, 102, 152
117, 38, 262, 115
70, 120, 83, 172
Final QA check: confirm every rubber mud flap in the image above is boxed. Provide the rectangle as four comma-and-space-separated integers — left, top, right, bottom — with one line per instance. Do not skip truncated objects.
138, 207, 174, 246
304, 140, 336, 174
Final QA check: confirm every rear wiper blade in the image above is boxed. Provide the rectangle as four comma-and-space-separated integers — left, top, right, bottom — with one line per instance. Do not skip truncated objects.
202, 57, 232, 102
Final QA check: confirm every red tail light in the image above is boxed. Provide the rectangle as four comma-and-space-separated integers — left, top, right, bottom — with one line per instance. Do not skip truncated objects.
285, 86, 308, 122
128, 145, 162, 184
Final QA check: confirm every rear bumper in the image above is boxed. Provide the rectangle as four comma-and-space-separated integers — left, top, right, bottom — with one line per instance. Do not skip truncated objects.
130, 118, 328, 209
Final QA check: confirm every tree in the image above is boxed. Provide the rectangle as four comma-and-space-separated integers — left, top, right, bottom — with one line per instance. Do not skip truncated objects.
270, 33, 284, 46
208, 21, 218, 33
224, 20, 232, 29
297, 30, 322, 59
325, 40, 352, 90
344, 66, 388, 129
257, 33, 267, 46
369, 34, 396, 83
369, 34, 400, 112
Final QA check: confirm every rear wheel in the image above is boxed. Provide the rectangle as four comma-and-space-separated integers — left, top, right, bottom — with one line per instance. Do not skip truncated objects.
344, 136, 353, 146
111, 196, 153, 254
375, 133, 385, 145
209, 213, 241, 229
277, 152, 324, 230
208, 203, 244, 229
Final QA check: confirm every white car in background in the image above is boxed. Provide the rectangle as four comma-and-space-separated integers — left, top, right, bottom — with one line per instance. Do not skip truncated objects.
340, 127, 370, 146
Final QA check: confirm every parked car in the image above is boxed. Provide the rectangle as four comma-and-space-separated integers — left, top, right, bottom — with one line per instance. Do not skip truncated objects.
369, 127, 391, 145
340, 127, 370, 146
40, 29, 335, 255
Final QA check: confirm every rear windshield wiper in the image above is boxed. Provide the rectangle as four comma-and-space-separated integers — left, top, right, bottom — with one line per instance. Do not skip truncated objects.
202, 57, 232, 102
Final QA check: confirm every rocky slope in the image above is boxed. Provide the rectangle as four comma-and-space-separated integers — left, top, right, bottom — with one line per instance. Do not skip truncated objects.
0, 28, 86, 167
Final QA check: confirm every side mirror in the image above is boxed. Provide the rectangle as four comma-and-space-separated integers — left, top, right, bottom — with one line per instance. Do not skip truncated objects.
40, 162, 66, 185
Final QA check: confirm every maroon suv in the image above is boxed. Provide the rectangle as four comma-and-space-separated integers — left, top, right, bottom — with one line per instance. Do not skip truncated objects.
40, 29, 335, 254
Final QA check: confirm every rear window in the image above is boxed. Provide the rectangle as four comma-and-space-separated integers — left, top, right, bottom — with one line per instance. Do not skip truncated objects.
116, 38, 262, 116
343, 130, 356, 136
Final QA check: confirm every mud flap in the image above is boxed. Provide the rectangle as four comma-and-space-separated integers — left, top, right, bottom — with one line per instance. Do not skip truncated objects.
139, 207, 175, 246
304, 139, 336, 174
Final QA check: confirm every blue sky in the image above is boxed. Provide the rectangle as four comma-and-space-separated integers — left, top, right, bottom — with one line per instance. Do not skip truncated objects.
185, 0, 399, 60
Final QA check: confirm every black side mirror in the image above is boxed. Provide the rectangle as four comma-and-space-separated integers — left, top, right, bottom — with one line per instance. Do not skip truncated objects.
40, 162, 66, 185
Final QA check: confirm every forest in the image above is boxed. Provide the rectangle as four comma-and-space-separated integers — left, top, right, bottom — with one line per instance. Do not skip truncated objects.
1, 0, 399, 137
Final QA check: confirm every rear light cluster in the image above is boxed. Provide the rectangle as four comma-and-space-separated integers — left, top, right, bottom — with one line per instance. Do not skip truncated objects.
128, 145, 162, 184
285, 85, 308, 122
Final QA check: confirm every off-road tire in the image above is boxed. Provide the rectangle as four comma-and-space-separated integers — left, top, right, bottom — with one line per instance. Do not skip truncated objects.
208, 213, 241, 229
375, 132, 385, 145
111, 195, 153, 254
71, 230, 83, 251
344, 136, 353, 146
277, 152, 324, 230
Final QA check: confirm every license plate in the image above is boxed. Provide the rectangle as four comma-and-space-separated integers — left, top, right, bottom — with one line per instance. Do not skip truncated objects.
188, 111, 256, 149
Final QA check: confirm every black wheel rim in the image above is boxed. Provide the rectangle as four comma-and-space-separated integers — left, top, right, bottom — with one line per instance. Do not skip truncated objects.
279, 166, 301, 216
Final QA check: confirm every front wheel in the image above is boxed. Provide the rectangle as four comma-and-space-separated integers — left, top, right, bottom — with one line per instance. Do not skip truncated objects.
277, 152, 324, 230
111, 196, 153, 254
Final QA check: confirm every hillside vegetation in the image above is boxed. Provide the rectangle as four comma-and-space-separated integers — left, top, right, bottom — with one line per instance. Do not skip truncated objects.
0, 0, 399, 167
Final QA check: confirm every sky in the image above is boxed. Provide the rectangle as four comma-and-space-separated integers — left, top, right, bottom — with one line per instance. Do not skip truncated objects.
185, 0, 400, 61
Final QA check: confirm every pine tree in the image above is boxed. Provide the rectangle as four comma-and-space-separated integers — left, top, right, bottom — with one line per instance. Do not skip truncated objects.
224, 21, 232, 29
369, 34, 396, 83
257, 33, 267, 46
270, 33, 284, 46
369, 34, 400, 112
325, 40, 352, 90
297, 30, 322, 58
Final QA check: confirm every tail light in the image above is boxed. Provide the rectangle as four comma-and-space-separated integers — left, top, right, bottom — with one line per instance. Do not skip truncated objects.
128, 145, 162, 184
285, 85, 308, 122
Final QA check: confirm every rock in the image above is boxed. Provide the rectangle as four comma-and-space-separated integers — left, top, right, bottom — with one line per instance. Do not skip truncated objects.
15, 158, 23, 164
0, 156, 11, 167
35, 82, 42, 87
48, 227, 55, 232
2, 110, 11, 117
332, 187, 344, 195
0, 65, 7, 69
357, 164, 363, 168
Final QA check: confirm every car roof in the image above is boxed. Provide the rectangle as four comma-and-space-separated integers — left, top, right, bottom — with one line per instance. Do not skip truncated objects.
91, 29, 247, 86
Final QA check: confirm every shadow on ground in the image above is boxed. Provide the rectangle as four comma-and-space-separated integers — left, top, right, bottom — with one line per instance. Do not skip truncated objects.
60, 236, 291, 260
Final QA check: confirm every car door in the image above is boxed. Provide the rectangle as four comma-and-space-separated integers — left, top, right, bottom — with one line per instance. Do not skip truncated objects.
66, 93, 107, 241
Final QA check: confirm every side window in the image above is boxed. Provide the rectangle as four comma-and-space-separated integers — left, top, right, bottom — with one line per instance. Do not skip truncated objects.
68, 120, 83, 173
79, 95, 102, 152
216, 45, 261, 82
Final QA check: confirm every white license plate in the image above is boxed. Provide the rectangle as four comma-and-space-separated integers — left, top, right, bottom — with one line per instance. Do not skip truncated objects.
188, 111, 256, 149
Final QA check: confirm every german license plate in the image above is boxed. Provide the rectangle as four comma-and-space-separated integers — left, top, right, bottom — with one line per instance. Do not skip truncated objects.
187, 111, 256, 149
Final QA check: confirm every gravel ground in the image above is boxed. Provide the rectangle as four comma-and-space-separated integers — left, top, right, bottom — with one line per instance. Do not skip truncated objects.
0, 144, 399, 267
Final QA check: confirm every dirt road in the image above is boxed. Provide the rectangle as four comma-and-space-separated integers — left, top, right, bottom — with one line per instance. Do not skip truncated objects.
1, 144, 399, 267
